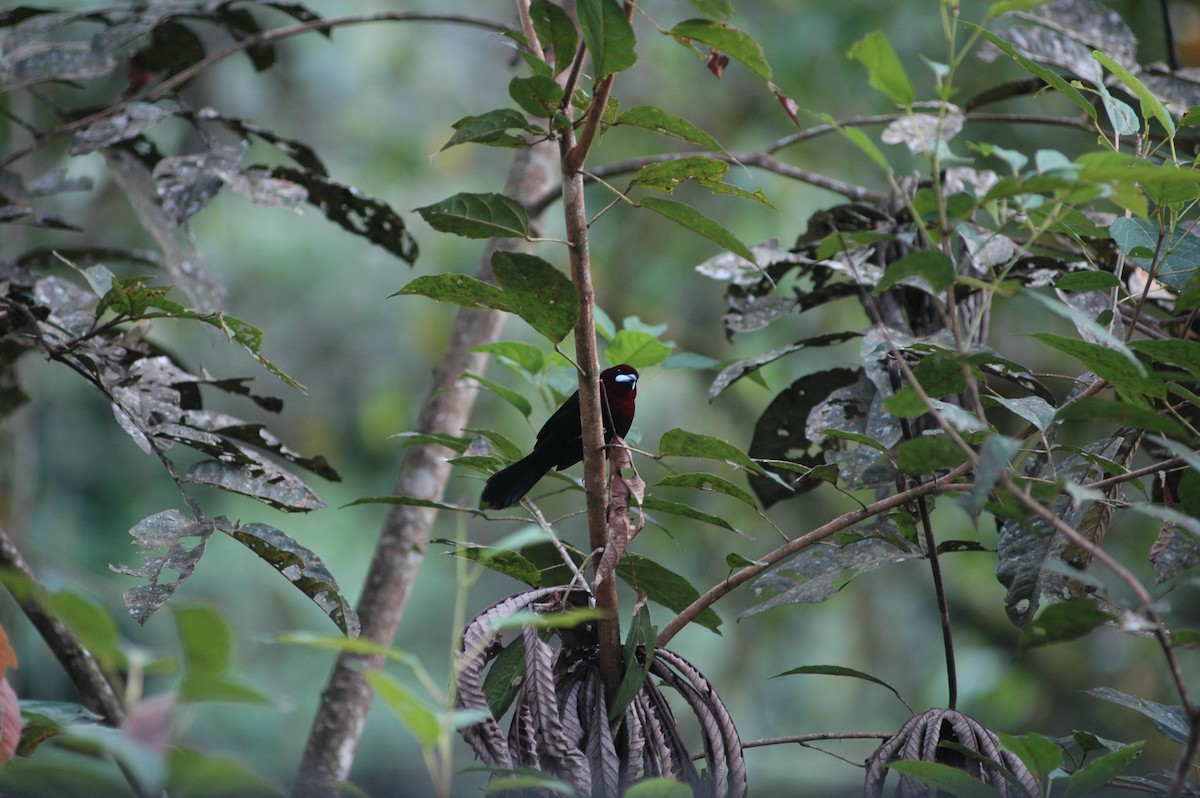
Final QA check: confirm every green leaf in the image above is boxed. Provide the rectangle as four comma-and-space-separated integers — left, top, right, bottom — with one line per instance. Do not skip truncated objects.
658, 427, 764, 475
492, 608, 606, 631
985, 0, 1056, 19
774, 665, 910, 711
1020, 599, 1112, 650
894, 436, 969, 474
393, 273, 510, 310
964, 435, 1020, 520
1111, 217, 1200, 290
874, 250, 955, 294
530, 0, 578, 75
174, 605, 268, 705
1031, 333, 1163, 404
640, 197, 756, 262
578, 0, 637, 79
622, 779, 693, 798
364, 671, 441, 749
1093, 51, 1175, 138
415, 192, 531, 239
1136, 338, 1200, 379
483, 773, 579, 796
481, 637, 526, 719
346, 495, 487, 516
49, 592, 123, 672
492, 251, 580, 344
508, 75, 564, 118
885, 761, 1004, 798
641, 495, 739, 533
965, 24, 1096, 120
1055, 270, 1119, 291
1087, 686, 1190, 743
846, 30, 913, 106
616, 553, 722, 633
440, 109, 533, 151
434, 539, 542, 587
464, 372, 533, 417
610, 602, 655, 720
669, 19, 772, 82
605, 329, 672, 368
1056, 396, 1185, 439
632, 156, 772, 205
998, 732, 1063, 782
614, 106, 724, 151
1063, 741, 1145, 798
819, 112, 891, 173
985, 395, 1056, 431
473, 341, 549, 376
655, 471, 757, 507
684, 0, 732, 19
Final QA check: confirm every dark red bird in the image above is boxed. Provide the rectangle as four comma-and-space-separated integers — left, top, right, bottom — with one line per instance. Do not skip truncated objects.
481, 364, 639, 509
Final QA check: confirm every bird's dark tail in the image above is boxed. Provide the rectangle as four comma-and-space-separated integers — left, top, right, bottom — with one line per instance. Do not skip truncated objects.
481, 449, 556, 509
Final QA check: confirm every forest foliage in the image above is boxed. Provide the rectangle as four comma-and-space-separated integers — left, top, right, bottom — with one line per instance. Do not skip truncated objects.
4, 0, 1200, 796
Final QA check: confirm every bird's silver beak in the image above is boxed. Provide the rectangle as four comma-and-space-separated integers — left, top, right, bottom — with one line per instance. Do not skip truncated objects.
614, 373, 637, 385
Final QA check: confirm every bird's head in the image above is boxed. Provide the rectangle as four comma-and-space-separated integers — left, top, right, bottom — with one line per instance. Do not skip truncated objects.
602, 364, 638, 397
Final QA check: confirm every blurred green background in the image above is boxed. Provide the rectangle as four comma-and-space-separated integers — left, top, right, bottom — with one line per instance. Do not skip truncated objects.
3, 1, 1200, 795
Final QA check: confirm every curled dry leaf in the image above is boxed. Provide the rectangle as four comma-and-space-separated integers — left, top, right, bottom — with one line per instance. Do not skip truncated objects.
865, 707, 1039, 798
455, 587, 747, 797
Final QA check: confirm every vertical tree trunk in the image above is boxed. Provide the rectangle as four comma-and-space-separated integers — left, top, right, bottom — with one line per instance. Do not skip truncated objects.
292, 140, 559, 797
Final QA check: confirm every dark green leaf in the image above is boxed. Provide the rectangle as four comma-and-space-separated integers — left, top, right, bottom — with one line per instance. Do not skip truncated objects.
1087, 687, 1190, 743
49, 592, 123, 672
670, 19, 771, 82
632, 156, 771, 205
658, 428, 764, 474
1132, 339, 1200, 380
578, 0, 636, 79
875, 250, 953, 294
655, 472, 757, 507
415, 192, 530, 239
610, 603, 654, 720
434, 539, 542, 587
640, 197, 756, 262
1031, 333, 1162, 404
997, 732, 1063, 782
684, 0, 732, 19
1110, 217, 1200, 290
622, 779, 692, 798
493, 251, 580, 344
774, 665, 910, 711
614, 106, 724, 151
346, 495, 487, 516
1055, 397, 1186, 438
365, 671, 441, 748
1093, 51, 1174, 137
642, 495, 739, 533
1063, 741, 1145, 798
482, 637, 526, 719
440, 109, 533, 151
1020, 599, 1111, 650
963, 435, 1020, 520
846, 30, 913, 106
1055, 270, 1119, 291
393, 273, 511, 311
884, 761, 1004, 798
616, 554, 721, 633
605, 329, 672, 368
965, 24, 1095, 120
227, 522, 358, 636
894, 436, 968, 474
508, 75, 564, 118
464, 372, 533, 417
530, 0, 578, 74
725, 552, 766, 570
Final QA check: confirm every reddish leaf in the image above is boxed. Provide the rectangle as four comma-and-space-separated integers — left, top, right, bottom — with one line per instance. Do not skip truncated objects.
706, 49, 729, 78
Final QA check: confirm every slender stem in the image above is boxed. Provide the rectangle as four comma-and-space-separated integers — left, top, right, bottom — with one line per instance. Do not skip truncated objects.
656, 459, 974, 646
0, 523, 125, 725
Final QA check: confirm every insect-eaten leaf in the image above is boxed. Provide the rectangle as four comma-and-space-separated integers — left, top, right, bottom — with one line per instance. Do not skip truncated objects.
492, 251, 579, 344
1019, 598, 1111, 651
111, 510, 216, 625
185, 451, 325, 513
226, 522, 359, 637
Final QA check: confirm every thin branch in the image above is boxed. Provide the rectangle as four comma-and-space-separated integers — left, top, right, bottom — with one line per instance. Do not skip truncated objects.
741, 731, 891, 748
1, 12, 512, 170
291, 140, 560, 798
655, 458, 974, 646
0, 523, 125, 725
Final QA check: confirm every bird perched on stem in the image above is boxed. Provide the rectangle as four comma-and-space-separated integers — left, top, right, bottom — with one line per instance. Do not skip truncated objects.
481, 364, 638, 509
